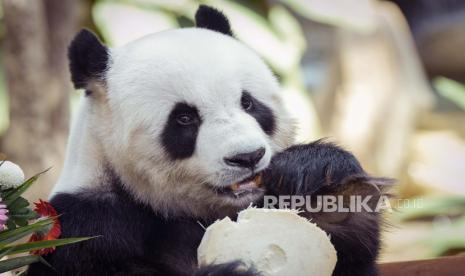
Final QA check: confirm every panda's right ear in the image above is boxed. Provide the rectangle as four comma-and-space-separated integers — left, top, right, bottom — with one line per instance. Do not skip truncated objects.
68, 29, 109, 89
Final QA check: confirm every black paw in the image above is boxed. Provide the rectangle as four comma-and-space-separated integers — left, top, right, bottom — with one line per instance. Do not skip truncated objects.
333, 261, 378, 276
261, 140, 392, 275
263, 140, 368, 196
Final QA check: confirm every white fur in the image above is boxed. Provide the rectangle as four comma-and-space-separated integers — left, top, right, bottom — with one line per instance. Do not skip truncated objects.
52, 28, 295, 217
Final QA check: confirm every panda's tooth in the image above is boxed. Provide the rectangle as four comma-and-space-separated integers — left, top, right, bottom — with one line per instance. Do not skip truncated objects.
230, 183, 239, 191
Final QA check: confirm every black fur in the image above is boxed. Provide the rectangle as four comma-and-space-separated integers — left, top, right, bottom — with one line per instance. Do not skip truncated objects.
43, 5, 386, 275
264, 141, 365, 195
28, 141, 389, 276
195, 5, 234, 36
195, 261, 260, 276
27, 177, 222, 276
68, 29, 108, 89
161, 102, 202, 160
241, 91, 276, 136
263, 140, 392, 276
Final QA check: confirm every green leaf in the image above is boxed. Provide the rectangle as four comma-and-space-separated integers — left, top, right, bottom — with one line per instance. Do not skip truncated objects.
6, 220, 16, 231
0, 255, 40, 273
0, 237, 96, 256
421, 216, 465, 257
396, 196, 465, 221
15, 270, 28, 276
0, 218, 54, 245
8, 197, 30, 212
9, 209, 38, 220
0, 246, 15, 260
12, 217, 28, 227
38, 255, 54, 270
434, 77, 465, 111
0, 188, 13, 199
4, 168, 50, 205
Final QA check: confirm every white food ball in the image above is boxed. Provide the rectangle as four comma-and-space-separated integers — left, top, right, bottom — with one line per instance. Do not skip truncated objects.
0, 161, 25, 189
198, 208, 337, 276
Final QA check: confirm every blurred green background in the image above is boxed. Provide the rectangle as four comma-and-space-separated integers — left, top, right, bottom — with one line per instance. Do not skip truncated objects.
0, 0, 464, 263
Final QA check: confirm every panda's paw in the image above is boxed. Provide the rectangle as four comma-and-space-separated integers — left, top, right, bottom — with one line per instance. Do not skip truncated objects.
333, 261, 378, 276
262, 141, 393, 271
262, 140, 392, 217
194, 261, 261, 276
264, 140, 386, 195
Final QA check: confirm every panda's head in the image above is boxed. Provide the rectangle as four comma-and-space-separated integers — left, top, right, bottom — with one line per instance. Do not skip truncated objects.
64, 5, 295, 218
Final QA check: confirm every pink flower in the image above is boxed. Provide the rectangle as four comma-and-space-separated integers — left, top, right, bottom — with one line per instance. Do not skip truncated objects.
0, 198, 9, 231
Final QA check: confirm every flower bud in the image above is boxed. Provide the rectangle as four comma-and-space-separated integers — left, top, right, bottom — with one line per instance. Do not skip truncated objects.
0, 161, 25, 189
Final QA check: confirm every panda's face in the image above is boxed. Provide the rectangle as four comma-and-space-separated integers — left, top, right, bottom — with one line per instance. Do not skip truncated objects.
102, 29, 292, 216
64, 6, 294, 217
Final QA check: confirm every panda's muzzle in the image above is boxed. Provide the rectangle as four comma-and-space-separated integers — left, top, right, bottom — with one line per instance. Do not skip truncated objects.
230, 173, 262, 191
224, 148, 266, 170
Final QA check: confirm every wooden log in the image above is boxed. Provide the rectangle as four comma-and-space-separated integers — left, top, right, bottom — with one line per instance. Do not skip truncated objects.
379, 255, 465, 275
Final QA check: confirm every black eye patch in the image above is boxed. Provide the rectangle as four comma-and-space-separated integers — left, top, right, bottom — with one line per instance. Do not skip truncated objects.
161, 103, 201, 160
241, 91, 276, 136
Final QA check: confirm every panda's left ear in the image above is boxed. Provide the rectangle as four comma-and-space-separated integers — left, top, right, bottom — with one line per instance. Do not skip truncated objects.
195, 5, 233, 36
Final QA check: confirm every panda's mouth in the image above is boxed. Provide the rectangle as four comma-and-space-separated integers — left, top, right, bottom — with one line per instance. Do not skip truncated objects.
214, 172, 264, 198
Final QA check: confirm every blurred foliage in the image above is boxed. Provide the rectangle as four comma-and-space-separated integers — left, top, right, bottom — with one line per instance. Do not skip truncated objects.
426, 215, 465, 257
91, 0, 322, 140
0, 52, 7, 136
93, 0, 305, 77
0, 1, 7, 136
434, 77, 465, 111
279, 0, 377, 33
394, 195, 465, 257
396, 195, 465, 222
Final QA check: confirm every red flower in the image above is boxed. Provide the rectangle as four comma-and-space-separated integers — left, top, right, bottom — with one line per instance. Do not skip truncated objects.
29, 199, 61, 255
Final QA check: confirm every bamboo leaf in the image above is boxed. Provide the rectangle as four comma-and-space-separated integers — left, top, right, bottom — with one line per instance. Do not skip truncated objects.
38, 255, 54, 270
0, 218, 53, 245
1, 237, 96, 256
8, 197, 30, 212
9, 210, 38, 220
0, 246, 15, 260
4, 168, 50, 205
15, 270, 27, 276
0, 255, 40, 273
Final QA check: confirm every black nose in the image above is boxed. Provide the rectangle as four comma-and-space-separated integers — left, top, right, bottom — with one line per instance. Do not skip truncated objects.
224, 147, 266, 169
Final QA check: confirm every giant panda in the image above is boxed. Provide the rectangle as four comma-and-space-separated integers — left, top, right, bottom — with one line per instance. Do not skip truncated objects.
28, 5, 387, 276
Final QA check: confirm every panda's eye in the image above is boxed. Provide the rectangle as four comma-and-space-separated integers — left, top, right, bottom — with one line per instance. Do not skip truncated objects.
176, 114, 194, 125
241, 94, 253, 111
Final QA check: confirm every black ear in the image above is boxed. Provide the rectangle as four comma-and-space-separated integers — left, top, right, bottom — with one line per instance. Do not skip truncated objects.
195, 5, 233, 36
68, 29, 109, 89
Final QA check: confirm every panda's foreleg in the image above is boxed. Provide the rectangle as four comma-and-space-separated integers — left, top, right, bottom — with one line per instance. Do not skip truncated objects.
263, 142, 392, 276
303, 175, 386, 276
194, 261, 261, 276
